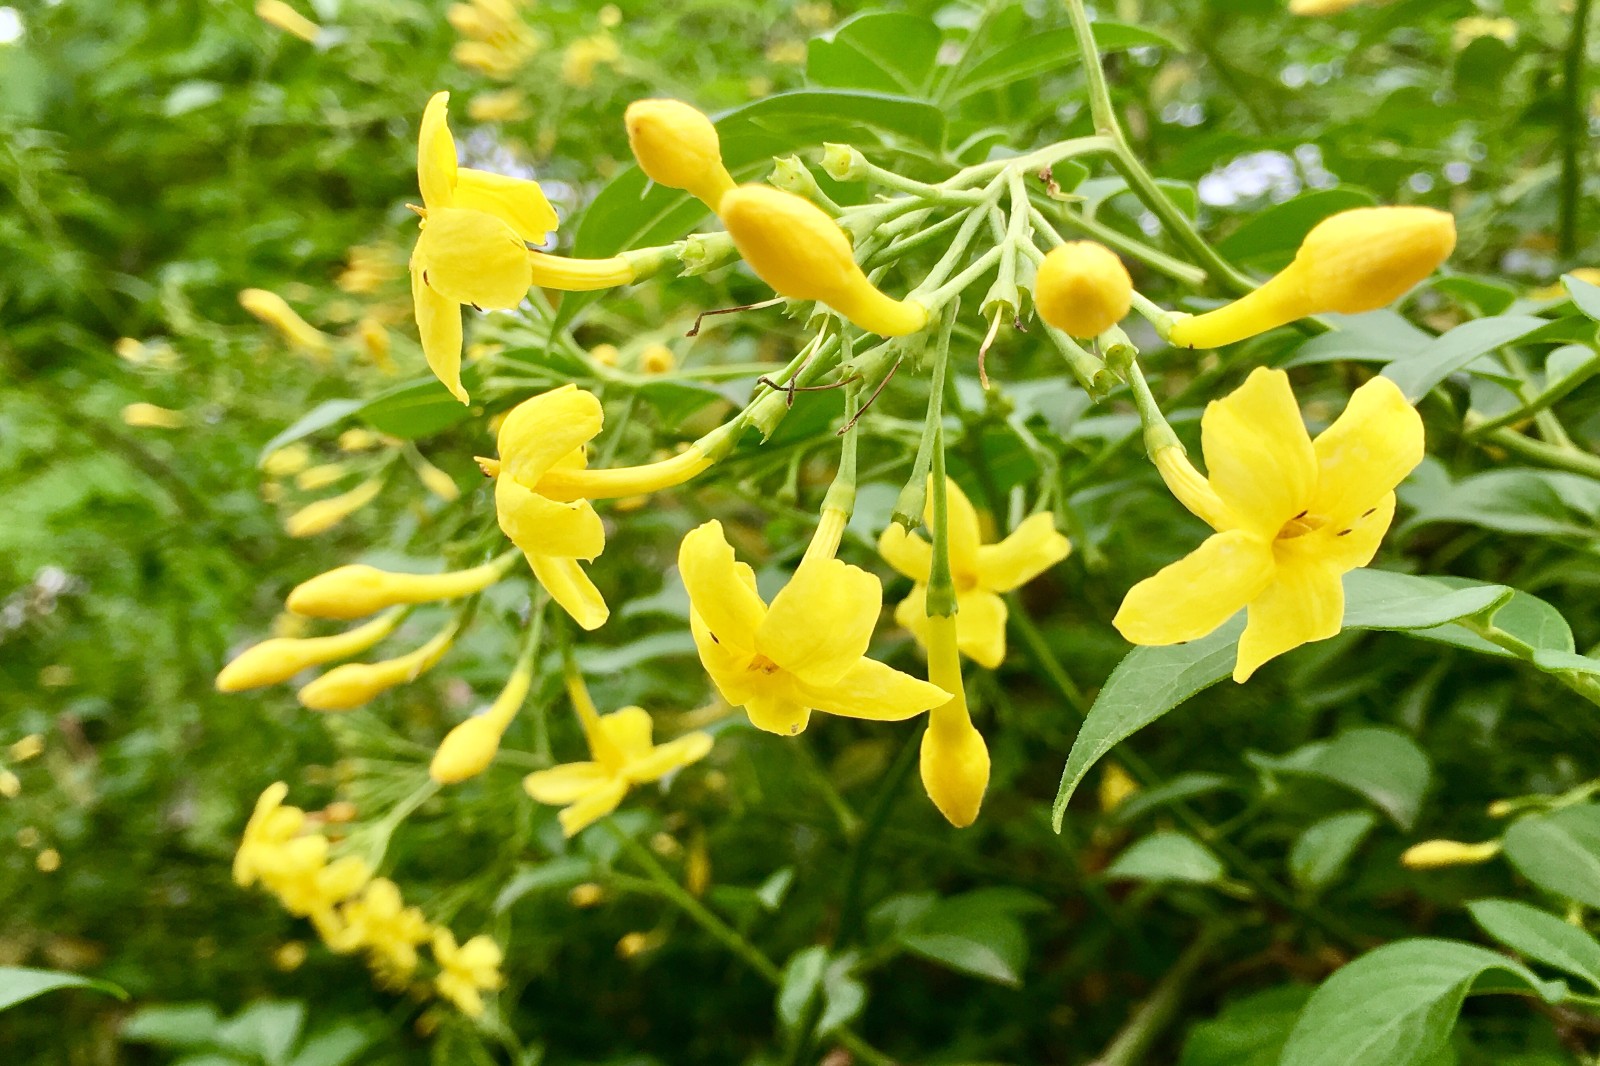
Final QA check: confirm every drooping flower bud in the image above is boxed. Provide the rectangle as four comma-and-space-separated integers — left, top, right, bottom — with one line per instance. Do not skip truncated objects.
287, 558, 513, 620
216, 611, 403, 692
719, 184, 928, 337
239, 288, 331, 355
297, 626, 456, 712
284, 479, 383, 538
256, 0, 321, 43
1169, 206, 1456, 349
429, 715, 506, 784
1034, 241, 1133, 339
919, 615, 990, 828
1399, 839, 1502, 870
624, 99, 736, 211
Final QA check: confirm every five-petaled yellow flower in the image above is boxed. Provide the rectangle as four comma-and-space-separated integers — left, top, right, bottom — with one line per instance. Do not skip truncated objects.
410, 91, 559, 404
1114, 369, 1424, 681
431, 928, 504, 1018
523, 675, 713, 837
880, 478, 1071, 669
679, 520, 951, 736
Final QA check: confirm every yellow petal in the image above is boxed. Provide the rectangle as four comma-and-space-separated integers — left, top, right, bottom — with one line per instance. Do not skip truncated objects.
454, 168, 559, 245
1200, 368, 1317, 537
920, 713, 990, 829
1299, 491, 1396, 573
745, 692, 812, 736
557, 779, 632, 837
498, 385, 603, 487
925, 477, 983, 584
793, 658, 949, 722
495, 477, 605, 560
878, 524, 932, 581
689, 608, 764, 705
1310, 375, 1425, 529
411, 256, 466, 403
1234, 558, 1345, 682
624, 732, 714, 784
1114, 530, 1275, 646
892, 584, 931, 650
598, 706, 655, 761
975, 513, 1071, 592
418, 91, 457, 210
527, 554, 609, 631
414, 207, 532, 310
522, 762, 610, 804
757, 557, 880, 687
954, 589, 1008, 670
678, 522, 767, 650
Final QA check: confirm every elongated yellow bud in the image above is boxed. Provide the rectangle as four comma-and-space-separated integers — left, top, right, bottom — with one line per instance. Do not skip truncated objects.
719, 185, 928, 337
288, 557, 514, 619
624, 99, 736, 211
1400, 839, 1502, 870
1169, 206, 1456, 349
284, 480, 383, 538
256, 0, 321, 42
296, 463, 348, 491
1034, 242, 1133, 338
430, 655, 533, 783
919, 614, 989, 829
216, 611, 403, 692
527, 250, 635, 291
533, 443, 713, 502
1289, 0, 1369, 14
297, 626, 456, 712
122, 403, 185, 429
239, 288, 331, 354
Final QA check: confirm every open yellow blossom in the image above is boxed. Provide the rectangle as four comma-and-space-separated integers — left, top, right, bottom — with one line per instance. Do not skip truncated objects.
523, 673, 713, 836
297, 624, 457, 712
273, 853, 373, 940
329, 878, 432, 976
234, 782, 306, 887
920, 614, 989, 828
1114, 369, 1424, 681
880, 478, 1070, 669
719, 185, 929, 337
216, 611, 403, 692
432, 929, 504, 1017
679, 518, 950, 736
1169, 207, 1455, 349
239, 288, 331, 356
624, 99, 736, 211
288, 555, 515, 620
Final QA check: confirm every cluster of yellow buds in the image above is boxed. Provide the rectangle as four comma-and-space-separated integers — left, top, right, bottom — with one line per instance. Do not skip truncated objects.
448, 0, 539, 80
235, 784, 504, 1014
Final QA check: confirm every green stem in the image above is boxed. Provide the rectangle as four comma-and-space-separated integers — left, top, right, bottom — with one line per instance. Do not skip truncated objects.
835, 732, 921, 946
1474, 424, 1600, 481
893, 307, 956, 537
1463, 351, 1600, 438
1033, 202, 1208, 288
1094, 925, 1230, 1066
1460, 620, 1600, 708
1561, 0, 1595, 259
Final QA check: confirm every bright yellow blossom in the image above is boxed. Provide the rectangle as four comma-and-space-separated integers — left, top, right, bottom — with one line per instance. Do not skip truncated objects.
523, 673, 713, 836
431, 929, 504, 1017
1114, 369, 1424, 681
239, 288, 331, 356
719, 185, 929, 337
880, 478, 1070, 669
216, 611, 403, 692
297, 624, 457, 712
288, 556, 515, 620
330, 879, 432, 976
1034, 242, 1133, 339
679, 519, 950, 736
233, 782, 307, 887
1169, 207, 1455, 349
624, 99, 736, 210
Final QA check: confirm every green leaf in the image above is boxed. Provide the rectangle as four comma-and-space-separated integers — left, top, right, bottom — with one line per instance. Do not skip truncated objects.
947, 23, 1182, 102
1050, 615, 1244, 830
1382, 315, 1551, 402
494, 857, 594, 912
1110, 772, 1234, 826
1179, 986, 1312, 1066
777, 946, 828, 1032
806, 13, 941, 95
1402, 468, 1600, 541
358, 378, 470, 439
288, 1023, 377, 1066
1281, 939, 1556, 1066
1217, 188, 1377, 264
1292, 728, 1431, 831
0, 967, 126, 1013
1283, 310, 1432, 367
1290, 810, 1379, 891
1103, 830, 1225, 886
1340, 570, 1511, 631
1502, 805, 1600, 909
121, 1003, 223, 1046
215, 999, 305, 1066
1430, 275, 1519, 317
1407, 580, 1575, 659
1468, 899, 1600, 992
1563, 273, 1600, 320
258, 399, 362, 463
897, 889, 1044, 987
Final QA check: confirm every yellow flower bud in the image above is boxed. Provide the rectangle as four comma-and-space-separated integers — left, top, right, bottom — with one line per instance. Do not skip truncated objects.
1034, 241, 1133, 339
918, 615, 988, 829
256, 0, 321, 42
1289, 0, 1369, 13
289, 558, 513, 619
1400, 839, 1502, 870
1169, 206, 1456, 349
468, 89, 529, 123
284, 480, 383, 538
568, 882, 606, 907
719, 184, 928, 337
263, 443, 312, 477
591, 343, 619, 367
239, 288, 331, 354
413, 455, 460, 501
338, 429, 382, 453
0, 771, 19, 799
215, 611, 403, 692
296, 463, 349, 491
623, 99, 736, 210
639, 343, 674, 375
1098, 762, 1139, 814
616, 931, 663, 959
297, 626, 456, 712
36, 848, 61, 873
9, 735, 43, 762
356, 317, 394, 372
121, 403, 185, 429
429, 714, 506, 783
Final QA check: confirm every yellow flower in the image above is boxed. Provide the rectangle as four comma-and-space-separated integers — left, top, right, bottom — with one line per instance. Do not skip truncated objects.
297, 625, 457, 712
337, 245, 399, 294
1288, 0, 1370, 13
623, 99, 735, 210
1400, 839, 1502, 869
1533, 267, 1600, 300
332, 878, 431, 976
256, 0, 321, 42
639, 342, 675, 374
523, 675, 713, 836
239, 288, 331, 355
356, 317, 394, 372
263, 443, 312, 477
1169, 207, 1455, 349
448, 0, 539, 79
288, 557, 514, 620
469, 88, 530, 123
719, 185, 929, 337
284, 479, 383, 537
8, 735, 43, 762
234, 782, 306, 887
1453, 16, 1516, 51
275, 854, 373, 940
1114, 369, 1424, 681
216, 611, 404, 692
432, 929, 504, 1017
295, 462, 348, 491
121, 403, 185, 429
430, 654, 533, 784
679, 518, 950, 736
1034, 242, 1133, 339
919, 614, 990, 828
561, 34, 621, 88
880, 479, 1070, 669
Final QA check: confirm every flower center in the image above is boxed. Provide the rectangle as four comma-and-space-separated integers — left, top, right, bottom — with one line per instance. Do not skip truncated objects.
748, 654, 781, 675
1276, 510, 1325, 541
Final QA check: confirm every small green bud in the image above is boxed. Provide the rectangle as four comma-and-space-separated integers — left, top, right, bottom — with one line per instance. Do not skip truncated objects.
821, 142, 867, 182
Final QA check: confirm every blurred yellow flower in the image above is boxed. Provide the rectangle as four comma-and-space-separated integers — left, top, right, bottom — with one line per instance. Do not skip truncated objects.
765, 41, 808, 65
468, 88, 530, 123
284, 478, 383, 537
679, 519, 950, 736
1288, 0, 1370, 13
295, 462, 348, 491
336, 244, 400, 294
448, 0, 539, 79
639, 343, 675, 374
330, 878, 432, 976
256, 0, 320, 43
216, 611, 403, 692
880, 478, 1069, 669
297, 624, 457, 712
1453, 16, 1517, 50
263, 443, 312, 477
121, 403, 185, 430
239, 288, 331, 356
561, 34, 621, 88
1114, 370, 1424, 681
431, 929, 504, 1017
1401, 839, 1502, 869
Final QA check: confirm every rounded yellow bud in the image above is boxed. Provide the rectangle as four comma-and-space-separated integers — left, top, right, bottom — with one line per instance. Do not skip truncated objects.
719, 184, 928, 337
568, 882, 606, 908
918, 615, 989, 829
639, 343, 674, 374
36, 848, 61, 873
430, 714, 505, 783
591, 342, 619, 367
264, 443, 313, 477
1034, 241, 1133, 338
1169, 206, 1456, 349
624, 99, 735, 210
1400, 839, 1502, 870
